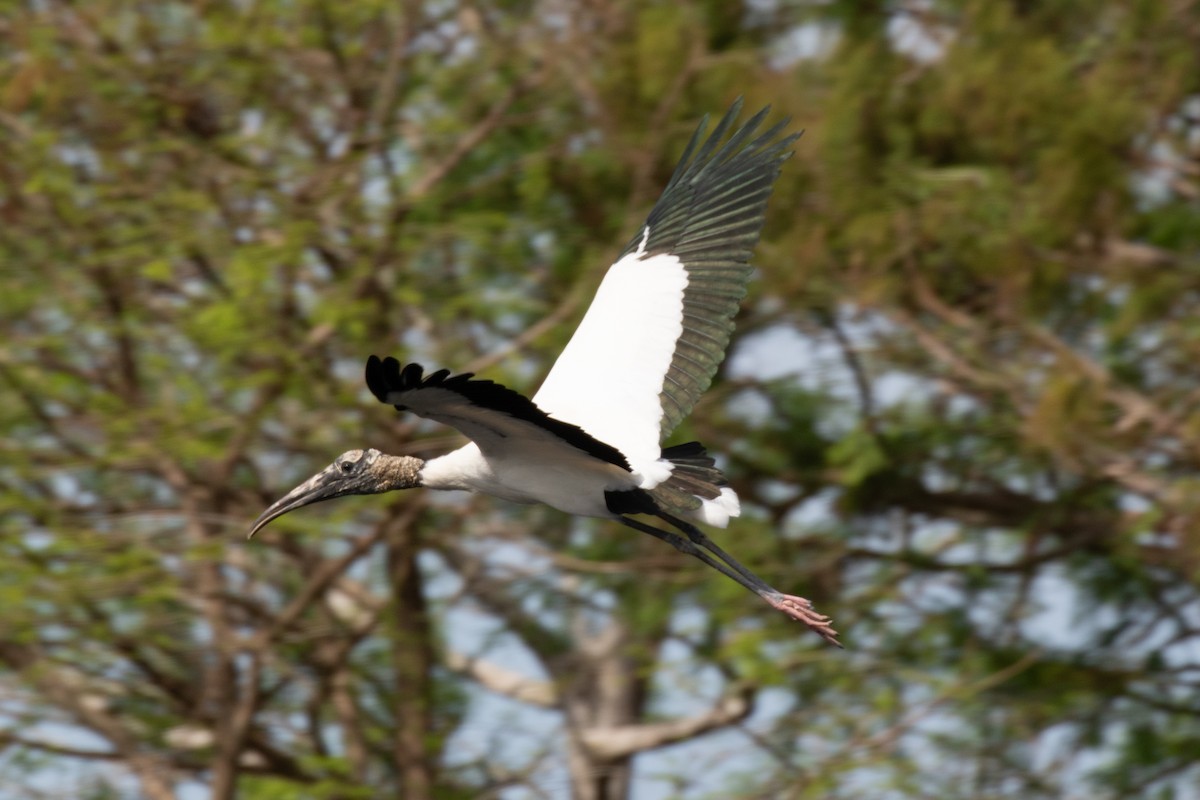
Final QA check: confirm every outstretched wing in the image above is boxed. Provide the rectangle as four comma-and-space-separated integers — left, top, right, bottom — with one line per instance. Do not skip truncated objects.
364, 356, 630, 470
532, 99, 798, 476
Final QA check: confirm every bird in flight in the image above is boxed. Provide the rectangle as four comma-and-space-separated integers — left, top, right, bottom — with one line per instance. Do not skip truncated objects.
251, 100, 840, 647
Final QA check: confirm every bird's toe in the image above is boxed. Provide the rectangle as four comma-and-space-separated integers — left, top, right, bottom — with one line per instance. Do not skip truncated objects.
767, 593, 842, 648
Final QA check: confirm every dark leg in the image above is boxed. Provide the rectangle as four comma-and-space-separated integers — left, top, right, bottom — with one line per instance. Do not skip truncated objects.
617, 516, 760, 590
657, 511, 780, 594
619, 515, 841, 647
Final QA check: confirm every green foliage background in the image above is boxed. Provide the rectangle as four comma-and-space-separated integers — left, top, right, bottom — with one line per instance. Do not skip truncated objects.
2, 1, 1200, 798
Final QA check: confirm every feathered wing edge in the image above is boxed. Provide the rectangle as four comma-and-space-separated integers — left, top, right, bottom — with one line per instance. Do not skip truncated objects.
619, 99, 801, 440
364, 356, 631, 470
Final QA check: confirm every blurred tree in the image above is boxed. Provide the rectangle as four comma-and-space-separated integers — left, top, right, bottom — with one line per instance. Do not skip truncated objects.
0, 1, 1198, 799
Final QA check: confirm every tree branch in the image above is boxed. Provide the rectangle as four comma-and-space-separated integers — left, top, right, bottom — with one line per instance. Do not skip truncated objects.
579, 689, 754, 761
445, 651, 558, 708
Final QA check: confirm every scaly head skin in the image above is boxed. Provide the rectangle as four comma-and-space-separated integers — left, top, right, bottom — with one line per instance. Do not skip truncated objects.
248, 449, 423, 537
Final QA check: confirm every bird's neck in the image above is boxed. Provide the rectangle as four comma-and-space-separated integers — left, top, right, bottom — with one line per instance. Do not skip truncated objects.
417, 445, 487, 492
375, 454, 425, 491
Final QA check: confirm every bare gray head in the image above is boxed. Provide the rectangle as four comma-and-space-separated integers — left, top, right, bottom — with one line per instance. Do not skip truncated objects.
249, 448, 423, 537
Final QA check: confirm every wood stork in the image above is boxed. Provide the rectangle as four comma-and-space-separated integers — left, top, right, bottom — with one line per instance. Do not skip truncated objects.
251, 100, 840, 647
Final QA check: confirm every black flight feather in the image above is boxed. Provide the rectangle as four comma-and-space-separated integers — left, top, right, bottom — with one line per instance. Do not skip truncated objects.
365, 356, 631, 471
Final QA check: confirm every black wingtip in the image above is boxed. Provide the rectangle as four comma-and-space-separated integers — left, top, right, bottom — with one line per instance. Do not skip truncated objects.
365, 355, 417, 403
364, 355, 387, 402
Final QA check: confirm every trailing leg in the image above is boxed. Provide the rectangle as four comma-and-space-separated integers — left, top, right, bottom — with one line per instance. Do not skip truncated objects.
616, 516, 758, 590
618, 514, 841, 647
653, 510, 841, 648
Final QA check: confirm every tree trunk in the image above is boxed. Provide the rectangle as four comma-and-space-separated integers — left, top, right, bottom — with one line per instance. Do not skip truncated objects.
562, 621, 643, 800
388, 518, 436, 798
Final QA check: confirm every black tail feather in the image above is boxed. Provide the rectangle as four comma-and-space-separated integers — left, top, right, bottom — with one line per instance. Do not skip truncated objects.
657, 441, 727, 505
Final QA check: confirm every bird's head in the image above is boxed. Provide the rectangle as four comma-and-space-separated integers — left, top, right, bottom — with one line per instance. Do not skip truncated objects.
248, 448, 422, 537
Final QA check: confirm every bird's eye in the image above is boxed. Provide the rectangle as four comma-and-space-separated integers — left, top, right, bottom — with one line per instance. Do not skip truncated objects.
339, 460, 355, 474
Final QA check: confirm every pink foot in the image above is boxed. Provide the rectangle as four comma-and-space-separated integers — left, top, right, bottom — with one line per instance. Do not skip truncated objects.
766, 593, 842, 648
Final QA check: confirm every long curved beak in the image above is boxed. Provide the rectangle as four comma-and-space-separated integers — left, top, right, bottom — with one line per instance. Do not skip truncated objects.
248, 466, 345, 538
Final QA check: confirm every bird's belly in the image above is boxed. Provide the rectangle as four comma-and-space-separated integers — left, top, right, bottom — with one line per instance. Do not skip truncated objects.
422, 442, 640, 518
486, 458, 635, 518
